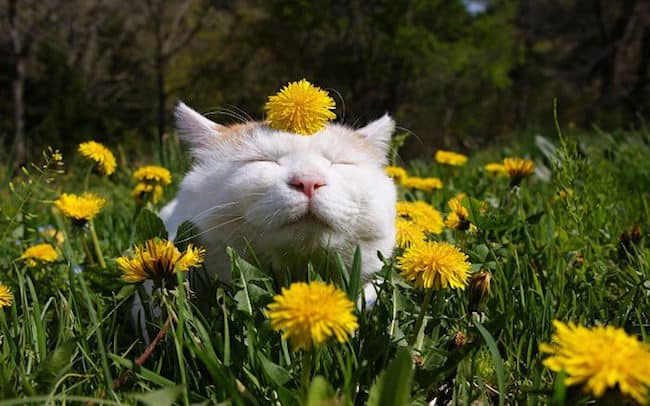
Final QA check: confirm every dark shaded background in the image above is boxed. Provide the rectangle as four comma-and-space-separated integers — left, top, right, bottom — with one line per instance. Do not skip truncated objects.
1, 0, 648, 164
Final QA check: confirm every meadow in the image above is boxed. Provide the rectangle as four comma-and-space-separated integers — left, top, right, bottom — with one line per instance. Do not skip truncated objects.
1, 122, 650, 405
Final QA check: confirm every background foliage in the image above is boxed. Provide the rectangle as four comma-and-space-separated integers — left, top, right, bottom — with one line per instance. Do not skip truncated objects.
1, 0, 649, 164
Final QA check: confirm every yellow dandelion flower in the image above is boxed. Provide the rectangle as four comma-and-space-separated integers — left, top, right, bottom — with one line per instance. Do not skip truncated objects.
176, 245, 205, 271
78, 141, 116, 176
435, 150, 468, 166
385, 166, 408, 183
20, 243, 59, 266
445, 195, 477, 232
0, 283, 13, 308
400, 176, 443, 192
395, 218, 426, 248
266, 281, 358, 350
396, 201, 444, 234
540, 320, 650, 404
397, 241, 471, 290
549, 188, 573, 205
40, 227, 65, 246
54, 193, 106, 223
484, 162, 507, 175
503, 158, 535, 186
52, 151, 63, 162
133, 165, 172, 185
132, 183, 164, 204
446, 212, 478, 233
117, 239, 205, 285
132, 183, 152, 199
264, 79, 336, 135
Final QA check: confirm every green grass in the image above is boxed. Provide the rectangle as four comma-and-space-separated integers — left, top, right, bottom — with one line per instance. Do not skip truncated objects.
1, 126, 649, 405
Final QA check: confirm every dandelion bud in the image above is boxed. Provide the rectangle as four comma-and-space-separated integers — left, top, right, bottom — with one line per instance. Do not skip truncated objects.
618, 225, 642, 261
468, 271, 491, 312
412, 353, 425, 368
448, 331, 468, 350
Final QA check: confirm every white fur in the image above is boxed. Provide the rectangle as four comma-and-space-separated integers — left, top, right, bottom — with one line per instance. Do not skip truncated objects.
161, 103, 397, 282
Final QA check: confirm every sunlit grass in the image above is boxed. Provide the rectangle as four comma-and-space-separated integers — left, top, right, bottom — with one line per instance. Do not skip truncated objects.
0, 128, 649, 404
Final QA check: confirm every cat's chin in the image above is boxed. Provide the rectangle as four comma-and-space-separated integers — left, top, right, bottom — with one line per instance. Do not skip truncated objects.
281, 212, 333, 231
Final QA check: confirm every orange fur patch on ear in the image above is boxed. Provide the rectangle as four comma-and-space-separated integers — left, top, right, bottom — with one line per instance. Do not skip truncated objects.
224, 121, 262, 136
204, 121, 263, 149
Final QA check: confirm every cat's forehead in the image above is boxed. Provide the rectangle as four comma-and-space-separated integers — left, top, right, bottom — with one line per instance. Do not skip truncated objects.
223, 122, 383, 159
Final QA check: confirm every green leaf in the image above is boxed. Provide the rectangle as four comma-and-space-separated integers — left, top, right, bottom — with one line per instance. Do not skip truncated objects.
474, 244, 490, 262
306, 376, 336, 406
334, 253, 350, 289
258, 353, 292, 387
130, 385, 184, 406
473, 320, 506, 406
551, 371, 567, 406
234, 254, 270, 283
134, 208, 167, 243
347, 246, 362, 300
525, 211, 545, 225
234, 290, 254, 314
367, 347, 413, 406
25, 276, 46, 362
109, 354, 176, 387
33, 340, 76, 382
115, 285, 136, 301
173, 221, 197, 248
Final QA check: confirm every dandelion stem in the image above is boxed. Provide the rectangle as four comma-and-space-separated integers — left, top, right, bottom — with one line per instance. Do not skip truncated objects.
80, 233, 96, 266
88, 220, 106, 268
409, 289, 434, 347
112, 316, 173, 390
83, 166, 92, 191
301, 350, 313, 392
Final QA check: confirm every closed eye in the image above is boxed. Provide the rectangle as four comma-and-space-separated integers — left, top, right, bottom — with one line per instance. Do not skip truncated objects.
333, 161, 356, 166
243, 158, 279, 165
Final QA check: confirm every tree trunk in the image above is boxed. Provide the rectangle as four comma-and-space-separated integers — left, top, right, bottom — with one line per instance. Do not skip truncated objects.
631, 22, 649, 114
149, 0, 166, 165
598, 0, 637, 106
156, 53, 166, 155
12, 59, 26, 167
8, 0, 26, 166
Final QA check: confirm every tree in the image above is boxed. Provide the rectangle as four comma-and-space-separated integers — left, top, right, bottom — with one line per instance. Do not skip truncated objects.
138, 0, 210, 160
2, 0, 56, 165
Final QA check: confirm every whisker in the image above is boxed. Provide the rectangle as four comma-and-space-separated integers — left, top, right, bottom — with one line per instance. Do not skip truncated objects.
263, 208, 283, 224
396, 125, 422, 147
189, 201, 240, 222
220, 106, 249, 123
225, 104, 254, 121
204, 109, 247, 124
187, 192, 266, 223
327, 88, 346, 123
218, 219, 251, 244
175, 216, 245, 244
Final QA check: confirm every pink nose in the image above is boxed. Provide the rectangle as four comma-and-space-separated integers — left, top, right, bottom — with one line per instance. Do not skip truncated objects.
289, 175, 326, 198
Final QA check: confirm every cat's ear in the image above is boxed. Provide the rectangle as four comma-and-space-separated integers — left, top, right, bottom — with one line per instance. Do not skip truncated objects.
357, 114, 395, 154
175, 102, 223, 152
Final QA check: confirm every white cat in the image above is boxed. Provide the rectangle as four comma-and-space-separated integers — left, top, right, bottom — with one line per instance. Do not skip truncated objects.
160, 102, 397, 288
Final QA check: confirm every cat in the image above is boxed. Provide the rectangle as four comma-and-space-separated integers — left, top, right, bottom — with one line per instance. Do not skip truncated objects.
160, 102, 397, 295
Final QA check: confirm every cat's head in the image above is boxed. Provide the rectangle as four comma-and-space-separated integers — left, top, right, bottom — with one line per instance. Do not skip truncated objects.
174, 102, 396, 251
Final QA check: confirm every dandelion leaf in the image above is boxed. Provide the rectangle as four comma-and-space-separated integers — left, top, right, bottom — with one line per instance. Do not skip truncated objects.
367, 347, 413, 406
134, 208, 167, 243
